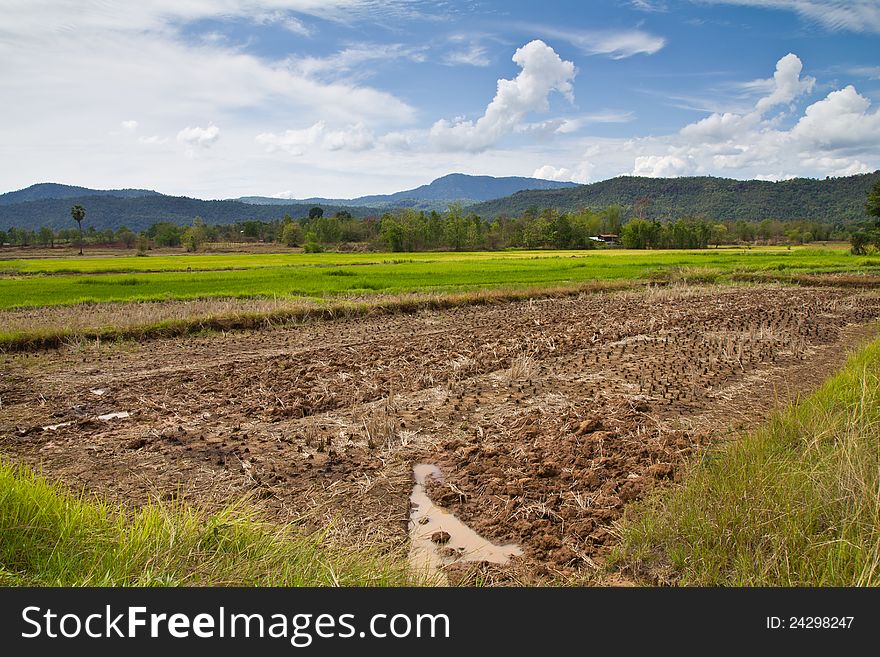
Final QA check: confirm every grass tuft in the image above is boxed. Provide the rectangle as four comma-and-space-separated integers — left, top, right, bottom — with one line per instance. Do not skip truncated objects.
0, 460, 415, 587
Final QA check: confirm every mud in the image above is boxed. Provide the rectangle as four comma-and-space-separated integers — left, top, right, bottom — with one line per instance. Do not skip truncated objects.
2, 285, 879, 583
409, 463, 522, 580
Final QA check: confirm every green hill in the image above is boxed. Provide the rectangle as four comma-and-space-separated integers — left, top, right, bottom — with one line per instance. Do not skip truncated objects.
469, 172, 880, 223
0, 196, 378, 232
0, 183, 162, 205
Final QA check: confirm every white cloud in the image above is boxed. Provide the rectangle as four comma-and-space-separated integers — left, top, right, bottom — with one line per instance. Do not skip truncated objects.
533, 163, 592, 183
622, 53, 880, 179
443, 45, 491, 67
257, 121, 375, 155
322, 123, 375, 151
0, 1, 421, 196
630, 0, 668, 11
177, 124, 220, 148
253, 11, 313, 36
633, 154, 698, 177
293, 43, 427, 80
791, 85, 880, 149
533, 26, 666, 59
534, 165, 574, 181
430, 40, 576, 152
680, 53, 813, 144
138, 135, 168, 145
680, 111, 760, 141
754, 53, 815, 112
849, 66, 880, 80
700, 1, 880, 34
121, 120, 138, 131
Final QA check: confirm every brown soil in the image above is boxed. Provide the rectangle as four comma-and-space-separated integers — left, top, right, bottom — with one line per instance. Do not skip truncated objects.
1, 285, 878, 583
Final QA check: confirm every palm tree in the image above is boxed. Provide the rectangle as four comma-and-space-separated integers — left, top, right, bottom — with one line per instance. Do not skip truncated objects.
70, 205, 85, 255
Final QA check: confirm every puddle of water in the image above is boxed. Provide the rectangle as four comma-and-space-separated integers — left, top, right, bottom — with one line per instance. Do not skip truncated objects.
42, 421, 73, 431
408, 463, 522, 578
97, 411, 130, 421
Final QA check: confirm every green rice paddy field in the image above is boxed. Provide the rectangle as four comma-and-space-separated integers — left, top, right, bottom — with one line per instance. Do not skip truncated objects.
2, 246, 878, 310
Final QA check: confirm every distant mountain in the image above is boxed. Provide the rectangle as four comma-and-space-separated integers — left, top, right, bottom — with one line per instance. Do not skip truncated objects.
4, 171, 878, 232
0, 195, 378, 232
238, 173, 580, 211
0, 183, 161, 205
469, 172, 880, 224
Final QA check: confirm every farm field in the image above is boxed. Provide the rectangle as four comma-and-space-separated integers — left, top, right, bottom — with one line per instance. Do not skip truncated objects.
2, 246, 880, 311
3, 278, 880, 584
4, 246, 880, 352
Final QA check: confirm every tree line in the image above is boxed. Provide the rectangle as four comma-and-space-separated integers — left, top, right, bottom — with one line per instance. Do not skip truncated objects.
0, 204, 850, 252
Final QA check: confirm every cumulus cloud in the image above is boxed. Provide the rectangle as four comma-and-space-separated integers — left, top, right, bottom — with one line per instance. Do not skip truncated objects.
256, 121, 375, 155
430, 40, 576, 152
791, 85, 880, 149
533, 163, 592, 183
754, 53, 815, 112
177, 124, 220, 148
628, 53, 880, 179
632, 154, 698, 177
534, 165, 574, 181
121, 120, 138, 131
680, 53, 813, 145
680, 111, 760, 141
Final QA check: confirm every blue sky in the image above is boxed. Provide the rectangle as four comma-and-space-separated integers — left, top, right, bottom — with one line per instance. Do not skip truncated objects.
2, 0, 879, 199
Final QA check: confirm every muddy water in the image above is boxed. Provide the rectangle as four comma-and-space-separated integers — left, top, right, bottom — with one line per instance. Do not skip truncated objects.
42, 421, 73, 431
97, 411, 130, 421
43, 411, 130, 430
408, 464, 522, 579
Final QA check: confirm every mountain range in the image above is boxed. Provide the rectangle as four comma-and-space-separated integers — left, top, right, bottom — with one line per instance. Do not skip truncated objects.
1, 171, 878, 233
0, 174, 579, 231
238, 173, 578, 210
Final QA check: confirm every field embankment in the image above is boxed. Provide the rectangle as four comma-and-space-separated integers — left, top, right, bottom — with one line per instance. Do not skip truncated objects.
611, 333, 880, 586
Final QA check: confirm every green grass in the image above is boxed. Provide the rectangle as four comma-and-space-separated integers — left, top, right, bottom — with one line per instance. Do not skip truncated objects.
610, 332, 880, 586
0, 460, 414, 586
2, 247, 879, 310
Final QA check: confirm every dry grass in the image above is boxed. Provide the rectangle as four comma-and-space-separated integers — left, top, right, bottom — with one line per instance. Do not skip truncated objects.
0, 280, 640, 352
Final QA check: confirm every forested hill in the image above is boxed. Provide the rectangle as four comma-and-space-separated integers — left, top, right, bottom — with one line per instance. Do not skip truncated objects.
0, 183, 162, 205
0, 196, 377, 232
469, 172, 880, 223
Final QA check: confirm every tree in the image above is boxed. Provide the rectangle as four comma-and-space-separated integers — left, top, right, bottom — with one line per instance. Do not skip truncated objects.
182, 216, 208, 252
281, 222, 304, 247
851, 180, 880, 254
38, 226, 55, 247
148, 221, 183, 247
309, 206, 324, 220
866, 179, 880, 220
117, 226, 137, 249
70, 204, 86, 255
